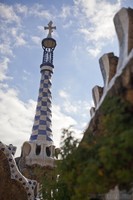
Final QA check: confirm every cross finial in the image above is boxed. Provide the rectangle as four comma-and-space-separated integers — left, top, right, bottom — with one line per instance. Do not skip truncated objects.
44, 21, 56, 38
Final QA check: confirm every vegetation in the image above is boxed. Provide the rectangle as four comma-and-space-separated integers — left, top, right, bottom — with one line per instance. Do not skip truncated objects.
42, 95, 133, 200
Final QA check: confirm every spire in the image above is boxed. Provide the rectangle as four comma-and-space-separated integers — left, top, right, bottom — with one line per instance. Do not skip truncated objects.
29, 22, 56, 145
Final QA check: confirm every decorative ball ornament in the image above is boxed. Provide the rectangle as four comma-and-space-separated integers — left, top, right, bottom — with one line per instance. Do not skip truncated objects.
42, 38, 56, 49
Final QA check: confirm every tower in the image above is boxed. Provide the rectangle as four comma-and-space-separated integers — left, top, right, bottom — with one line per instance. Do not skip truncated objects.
20, 21, 57, 168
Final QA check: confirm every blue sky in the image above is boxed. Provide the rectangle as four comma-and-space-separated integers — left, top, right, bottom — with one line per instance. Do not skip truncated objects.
0, 0, 132, 156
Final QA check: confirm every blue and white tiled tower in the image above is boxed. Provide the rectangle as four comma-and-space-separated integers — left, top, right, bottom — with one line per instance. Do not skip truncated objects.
21, 21, 57, 167
30, 21, 56, 144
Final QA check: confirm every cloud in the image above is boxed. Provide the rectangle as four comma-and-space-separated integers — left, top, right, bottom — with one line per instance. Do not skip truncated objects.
22, 70, 31, 81
0, 26, 26, 55
87, 46, 101, 57
59, 90, 77, 113
0, 43, 13, 56
59, 5, 71, 19
59, 90, 69, 99
62, 20, 73, 29
0, 3, 20, 24
0, 58, 12, 81
59, 89, 92, 114
29, 3, 52, 20
74, 0, 96, 16
23, 70, 31, 76
15, 4, 28, 15
52, 105, 77, 146
58, 89, 92, 131
0, 3, 27, 57
15, 33, 27, 46
73, 0, 121, 56
62, 101, 78, 114
31, 36, 41, 45
0, 84, 36, 157
52, 92, 92, 146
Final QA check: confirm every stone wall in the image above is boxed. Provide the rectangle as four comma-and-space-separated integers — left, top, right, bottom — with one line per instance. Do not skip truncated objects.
0, 142, 37, 200
84, 7, 133, 200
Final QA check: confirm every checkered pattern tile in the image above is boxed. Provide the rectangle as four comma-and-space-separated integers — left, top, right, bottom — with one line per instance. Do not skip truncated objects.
30, 70, 53, 142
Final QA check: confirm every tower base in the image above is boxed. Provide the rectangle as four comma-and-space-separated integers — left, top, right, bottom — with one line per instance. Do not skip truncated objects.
19, 141, 55, 168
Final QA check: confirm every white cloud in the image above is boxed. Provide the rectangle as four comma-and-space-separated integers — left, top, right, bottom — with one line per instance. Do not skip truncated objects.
59, 90, 69, 99
0, 43, 13, 56
22, 70, 31, 81
15, 33, 27, 46
63, 20, 73, 29
73, 0, 121, 56
23, 70, 31, 76
59, 90, 77, 113
87, 46, 101, 57
37, 26, 44, 32
0, 27, 26, 55
74, 0, 96, 17
29, 3, 52, 20
52, 97, 92, 146
0, 4, 27, 57
31, 36, 41, 45
59, 5, 71, 19
63, 101, 78, 114
59, 89, 92, 117
52, 105, 77, 147
0, 85, 36, 157
15, 4, 28, 15
72, 45, 83, 62
0, 3, 20, 24
11, 28, 26, 46
0, 57, 12, 81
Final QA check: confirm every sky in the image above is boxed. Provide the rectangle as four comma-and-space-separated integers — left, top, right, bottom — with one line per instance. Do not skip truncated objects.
0, 0, 133, 157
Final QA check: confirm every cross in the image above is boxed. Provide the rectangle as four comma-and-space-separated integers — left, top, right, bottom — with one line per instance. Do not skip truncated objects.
44, 21, 56, 38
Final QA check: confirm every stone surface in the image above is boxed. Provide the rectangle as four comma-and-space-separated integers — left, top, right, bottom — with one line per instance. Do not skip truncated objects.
0, 142, 37, 200
90, 107, 95, 117
99, 52, 118, 90
114, 7, 133, 70
0, 151, 27, 200
92, 85, 103, 108
20, 142, 55, 168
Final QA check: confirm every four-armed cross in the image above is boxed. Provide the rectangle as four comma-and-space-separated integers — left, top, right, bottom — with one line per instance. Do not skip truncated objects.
44, 21, 56, 38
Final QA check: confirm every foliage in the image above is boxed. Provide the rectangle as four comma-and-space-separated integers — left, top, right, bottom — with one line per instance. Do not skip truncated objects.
41, 127, 79, 200
42, 96, 133, 199
57, 127, 79, 199
73, 95, 133, 197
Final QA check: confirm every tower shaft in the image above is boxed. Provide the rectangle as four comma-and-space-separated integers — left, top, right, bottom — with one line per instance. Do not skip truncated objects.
30, 69, 53, 143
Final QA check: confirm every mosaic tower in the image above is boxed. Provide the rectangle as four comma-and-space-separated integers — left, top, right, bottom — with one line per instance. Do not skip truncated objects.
20, 21, 56, 167
30, 21, 56, 143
